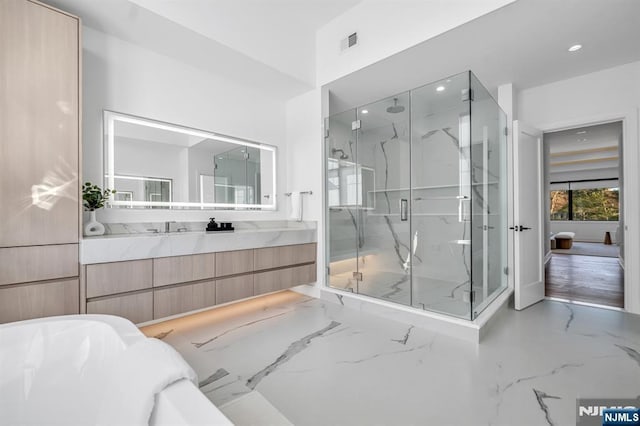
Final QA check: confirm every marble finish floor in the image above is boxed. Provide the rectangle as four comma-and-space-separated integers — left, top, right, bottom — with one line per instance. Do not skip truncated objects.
141, 291, 640, 426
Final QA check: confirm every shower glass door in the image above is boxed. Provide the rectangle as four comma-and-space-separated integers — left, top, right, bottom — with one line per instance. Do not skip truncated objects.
469, 72, 508, 316
355, 93, 412, 305
410, 72, 473, 319
326, 109, 360, 292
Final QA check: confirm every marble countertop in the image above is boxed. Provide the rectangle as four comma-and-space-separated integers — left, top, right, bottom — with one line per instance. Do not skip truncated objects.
81, 221, 317, 264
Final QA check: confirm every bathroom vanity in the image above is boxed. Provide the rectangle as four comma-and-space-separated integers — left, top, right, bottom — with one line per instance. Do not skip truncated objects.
80, 223, 317, 324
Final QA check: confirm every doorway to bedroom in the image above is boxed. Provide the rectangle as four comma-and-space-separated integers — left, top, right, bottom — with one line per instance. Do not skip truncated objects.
543, 121, 624, 309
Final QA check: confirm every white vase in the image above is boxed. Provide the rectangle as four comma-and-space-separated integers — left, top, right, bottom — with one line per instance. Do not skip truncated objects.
84, 210, 105, 236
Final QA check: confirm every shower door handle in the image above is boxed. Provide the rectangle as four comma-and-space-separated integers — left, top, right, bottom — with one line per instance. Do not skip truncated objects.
400, 199, 408, 221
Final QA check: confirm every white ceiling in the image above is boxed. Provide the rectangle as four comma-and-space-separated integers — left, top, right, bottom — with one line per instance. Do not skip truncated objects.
128, 0, 361, 86
45, 0, 361, 99
43, 0, 640, 105
327, 0, 640, 112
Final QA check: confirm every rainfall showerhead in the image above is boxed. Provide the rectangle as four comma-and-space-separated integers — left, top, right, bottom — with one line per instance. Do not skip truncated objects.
386, 98, 405, 114
332, 148, 349, 160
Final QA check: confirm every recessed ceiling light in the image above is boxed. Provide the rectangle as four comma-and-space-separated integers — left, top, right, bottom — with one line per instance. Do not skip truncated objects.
361, 109, 368, 114
568, 44, 582, 52
576, 130, 587, 134
446, 79, 451, 83
436, 86, 446, 92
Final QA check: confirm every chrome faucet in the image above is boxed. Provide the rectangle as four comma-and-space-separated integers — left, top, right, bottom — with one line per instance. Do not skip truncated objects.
164, 221, 176, 233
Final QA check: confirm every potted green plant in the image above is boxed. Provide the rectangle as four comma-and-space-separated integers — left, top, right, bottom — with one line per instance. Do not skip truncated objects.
82, 182, 115, 236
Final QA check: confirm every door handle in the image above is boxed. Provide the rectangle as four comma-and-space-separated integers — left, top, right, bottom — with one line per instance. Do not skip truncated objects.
519, 226, 532, 231
400, 199, 408, 221
509, 226, 519, 232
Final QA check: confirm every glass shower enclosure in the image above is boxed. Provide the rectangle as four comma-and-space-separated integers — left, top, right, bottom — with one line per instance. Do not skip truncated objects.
325, 71, 507, 320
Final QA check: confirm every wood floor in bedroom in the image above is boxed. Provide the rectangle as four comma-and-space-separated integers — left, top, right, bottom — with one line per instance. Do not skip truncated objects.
545, 253, 624, 308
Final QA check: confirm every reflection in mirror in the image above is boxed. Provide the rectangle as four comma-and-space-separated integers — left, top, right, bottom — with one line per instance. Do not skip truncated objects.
104, 111, 276, 209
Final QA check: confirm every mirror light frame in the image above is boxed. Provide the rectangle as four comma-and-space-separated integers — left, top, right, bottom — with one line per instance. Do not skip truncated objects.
103, 110, 277, 210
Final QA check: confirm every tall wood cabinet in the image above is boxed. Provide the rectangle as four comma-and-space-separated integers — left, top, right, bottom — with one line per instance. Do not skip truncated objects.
0, 0, 80, 323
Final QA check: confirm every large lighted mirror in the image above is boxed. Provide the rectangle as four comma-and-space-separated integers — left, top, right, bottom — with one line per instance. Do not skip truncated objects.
104, 111, 276, 209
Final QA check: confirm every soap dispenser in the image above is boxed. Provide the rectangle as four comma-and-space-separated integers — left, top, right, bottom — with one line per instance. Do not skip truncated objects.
206, 218, 219, 232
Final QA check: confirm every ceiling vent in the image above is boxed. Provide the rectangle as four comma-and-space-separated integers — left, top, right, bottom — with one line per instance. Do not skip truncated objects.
341, 32, 358, 51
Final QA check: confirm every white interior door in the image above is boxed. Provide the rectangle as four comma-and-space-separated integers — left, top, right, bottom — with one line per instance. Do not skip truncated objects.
513, 120, 545, 310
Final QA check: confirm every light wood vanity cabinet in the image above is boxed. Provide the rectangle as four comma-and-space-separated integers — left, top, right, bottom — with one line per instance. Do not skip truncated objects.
86, 259, 152, 298
0, 279, 79, 324
255, 263, 317, 295
81, 242, 317, 324
153, 253, 215, 287
0, 0, 80, 248
216, 275, 254, 305
254, 243, 316, 270
215, 249, 253, 277
154, 280, 216, 319
87, 291, 153, 325
0, 0, 81, 324
0, 245, 78, 286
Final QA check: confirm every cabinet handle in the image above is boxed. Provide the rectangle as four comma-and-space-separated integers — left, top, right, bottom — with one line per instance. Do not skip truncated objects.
400, 199, 408, 221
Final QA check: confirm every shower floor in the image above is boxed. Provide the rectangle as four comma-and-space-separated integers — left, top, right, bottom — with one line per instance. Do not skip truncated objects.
329, 270, 474, 318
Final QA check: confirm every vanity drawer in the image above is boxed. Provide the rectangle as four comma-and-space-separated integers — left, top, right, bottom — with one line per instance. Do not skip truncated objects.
215, 275, 254, 304
282, 263, 317, 287
87, 291, 153, 324
254, 263, 316, 295
86, 259, 152, 298
154, 280, 216, 319
215, 249, 254, 277
153, 253, 215, 287
0, 279, 79, 324
253, 243, 316, 270
0, 244, 78, 286
253, 269, 281, 295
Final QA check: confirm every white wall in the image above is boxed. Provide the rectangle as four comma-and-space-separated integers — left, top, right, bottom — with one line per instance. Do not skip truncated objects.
518, 60, 640, 313
518, 61, 640, 128
82, 26, 288, 223
550, 221, 619, 244
285, 88, 323, 295
315, 0, 515, 86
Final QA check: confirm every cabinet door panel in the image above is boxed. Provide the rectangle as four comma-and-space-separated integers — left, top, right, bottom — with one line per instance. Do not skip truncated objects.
253, 269, 280, 295
216, 250, 253, 277
87, 291, 153, 324
153, 253, 215, 287
0, 0, 79, 247
86, 259, 152, 298
0, 279, 79, 324
286, 263, 317, 287
0, 244, 78, 286
254, 263, 317, 295
215, 275, 253, 304
254, 243, 317, 270
154, 280, 216, 319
